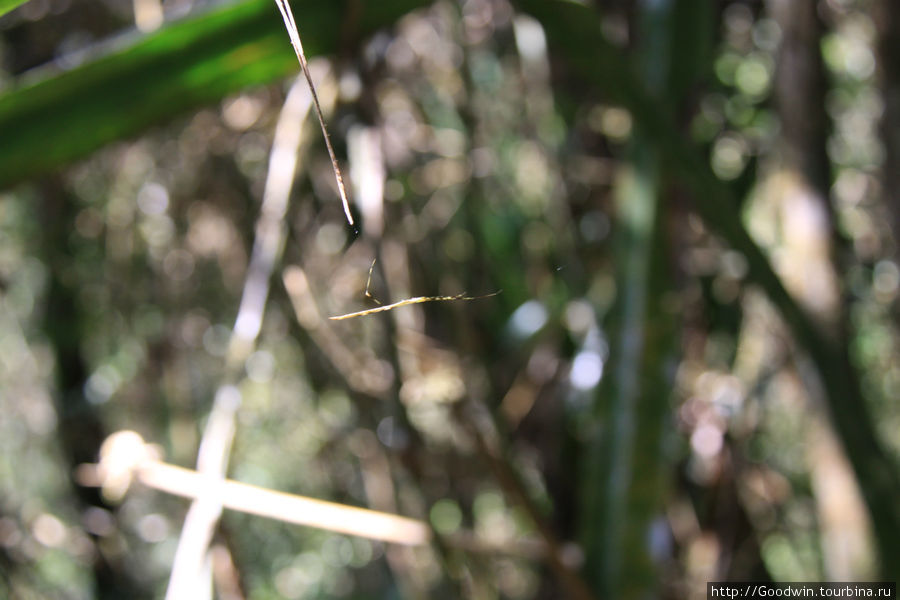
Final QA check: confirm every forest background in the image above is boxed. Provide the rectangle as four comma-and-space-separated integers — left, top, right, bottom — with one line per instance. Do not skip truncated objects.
0, 0, 899, 598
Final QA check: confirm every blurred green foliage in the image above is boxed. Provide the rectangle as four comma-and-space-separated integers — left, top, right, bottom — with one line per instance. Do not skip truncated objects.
1, 0, 899, 599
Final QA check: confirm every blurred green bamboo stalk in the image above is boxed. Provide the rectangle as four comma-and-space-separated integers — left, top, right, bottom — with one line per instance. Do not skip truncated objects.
581, 152, 671, 597
579, 1, 708, 595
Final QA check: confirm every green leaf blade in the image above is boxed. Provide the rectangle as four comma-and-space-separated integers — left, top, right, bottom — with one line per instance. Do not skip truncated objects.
0, 0, 426, 188
0, 0, 29, 19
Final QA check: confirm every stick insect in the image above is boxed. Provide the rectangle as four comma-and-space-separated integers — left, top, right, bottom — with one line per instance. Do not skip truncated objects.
330, 260, 500, 321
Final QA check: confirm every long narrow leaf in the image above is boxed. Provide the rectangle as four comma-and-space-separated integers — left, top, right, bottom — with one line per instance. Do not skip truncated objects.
0, 0, 427, 188
0, 0, 29, 19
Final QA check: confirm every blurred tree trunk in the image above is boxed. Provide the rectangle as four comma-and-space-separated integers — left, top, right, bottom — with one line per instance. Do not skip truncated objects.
39, 179, 151, 600
768, 0, 841, 325
877, 0, 900, 257
769, 0, 885, 577
770, 0, 832, 199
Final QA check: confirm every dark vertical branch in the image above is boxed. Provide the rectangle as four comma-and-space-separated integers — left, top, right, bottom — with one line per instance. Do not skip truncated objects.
769, 0, 849, 314
770, 0, 833, 201
877, 0, 900, 255
39, 178, 151, 600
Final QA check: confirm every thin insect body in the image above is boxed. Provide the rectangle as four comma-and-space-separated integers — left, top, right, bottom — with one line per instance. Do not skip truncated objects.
329, 259, 500, 320
272, 0, 354, 227
329, 291, 501, 321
